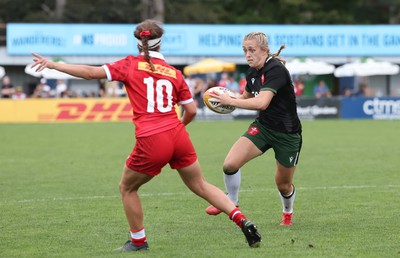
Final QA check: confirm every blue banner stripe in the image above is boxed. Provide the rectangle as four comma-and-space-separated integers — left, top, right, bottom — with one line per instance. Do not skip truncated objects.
7, 24, 400, 56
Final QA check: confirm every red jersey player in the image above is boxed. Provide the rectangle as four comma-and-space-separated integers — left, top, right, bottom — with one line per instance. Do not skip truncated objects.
31, 19, 261, 251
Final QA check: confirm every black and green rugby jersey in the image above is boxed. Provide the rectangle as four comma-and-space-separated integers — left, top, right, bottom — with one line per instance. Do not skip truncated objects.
245, 57, 302, 133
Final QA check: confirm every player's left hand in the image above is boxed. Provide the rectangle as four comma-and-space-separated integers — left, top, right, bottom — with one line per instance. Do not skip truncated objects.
210, 91, 233, 106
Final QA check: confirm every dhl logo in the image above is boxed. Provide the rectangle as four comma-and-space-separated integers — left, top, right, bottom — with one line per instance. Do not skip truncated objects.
138, 62, 177, 79
0, 99, 181, 123
54, 102, 132, 121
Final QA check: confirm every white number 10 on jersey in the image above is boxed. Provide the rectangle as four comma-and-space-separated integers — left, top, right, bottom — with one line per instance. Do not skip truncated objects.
144, 77, 173, 113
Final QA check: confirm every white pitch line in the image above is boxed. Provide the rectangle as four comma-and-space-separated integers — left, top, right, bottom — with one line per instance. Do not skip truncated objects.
1, 184, 399, 205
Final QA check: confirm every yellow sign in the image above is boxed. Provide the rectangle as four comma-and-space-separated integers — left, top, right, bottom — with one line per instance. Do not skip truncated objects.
0, 99, 182, 123
0, 99, 133, 123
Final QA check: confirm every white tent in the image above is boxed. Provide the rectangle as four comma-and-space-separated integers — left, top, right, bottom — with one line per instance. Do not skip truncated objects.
0, 66, 5, 79
285, 58, 335, 75
334, 58, 400, 96
25, 62, 80, 80
24, 64, 42, 78
334, 58, 399, 77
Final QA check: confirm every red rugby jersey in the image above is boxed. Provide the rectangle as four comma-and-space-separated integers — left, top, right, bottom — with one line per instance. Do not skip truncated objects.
103, 51, 193, 137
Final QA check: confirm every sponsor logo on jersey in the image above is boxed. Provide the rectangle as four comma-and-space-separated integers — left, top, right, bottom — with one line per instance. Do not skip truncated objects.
138, 62, 177, 79
252, 91, 259, 96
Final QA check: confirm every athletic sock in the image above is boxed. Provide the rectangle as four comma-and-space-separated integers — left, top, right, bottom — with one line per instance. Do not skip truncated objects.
279, 184, 296, 213
224, 169, 241, 206
229, 207, 247, 228
130, 227, 147, 246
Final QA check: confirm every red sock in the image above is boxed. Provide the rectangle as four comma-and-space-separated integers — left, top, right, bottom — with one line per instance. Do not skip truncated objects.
229, 207, 247, 228
130, 227, 147, 246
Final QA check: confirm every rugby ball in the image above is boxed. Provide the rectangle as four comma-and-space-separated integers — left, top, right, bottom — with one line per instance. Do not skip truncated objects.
203, 86, 236, 114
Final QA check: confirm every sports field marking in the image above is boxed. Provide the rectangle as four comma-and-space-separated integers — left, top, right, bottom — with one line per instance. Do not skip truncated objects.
1, 184, 398, 205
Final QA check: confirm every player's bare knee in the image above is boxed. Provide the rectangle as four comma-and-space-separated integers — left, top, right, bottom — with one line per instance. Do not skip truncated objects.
118, 182, 129, 194
277, 183, 293, 196
223, 165, 239, 175
118, 182, 125, 194
119, 182, 136, 195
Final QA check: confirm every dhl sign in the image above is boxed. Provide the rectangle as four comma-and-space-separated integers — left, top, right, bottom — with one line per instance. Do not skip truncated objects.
0, 99, 134, 123
55, 102, 132, 121
138, 62, 177, 79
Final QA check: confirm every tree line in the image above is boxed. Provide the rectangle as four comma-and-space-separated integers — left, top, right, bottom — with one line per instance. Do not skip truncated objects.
1, 0, 400, 24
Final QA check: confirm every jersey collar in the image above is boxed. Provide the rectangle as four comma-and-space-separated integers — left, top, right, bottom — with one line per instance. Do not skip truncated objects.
140, 51, 165, 60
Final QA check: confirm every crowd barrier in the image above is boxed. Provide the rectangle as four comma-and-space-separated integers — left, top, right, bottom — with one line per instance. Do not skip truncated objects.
200, 96, 400, 121
297, 96, 400, 120
1, 97, 400, 123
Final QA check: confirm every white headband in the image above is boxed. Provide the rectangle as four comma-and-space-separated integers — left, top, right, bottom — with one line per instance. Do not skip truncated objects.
137, 37, 161, 49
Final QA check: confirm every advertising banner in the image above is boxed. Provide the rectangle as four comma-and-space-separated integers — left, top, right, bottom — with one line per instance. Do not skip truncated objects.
341, 97, 400, 119
296, 97, 341, 120
2, 97, 399, 123
0, 99, 133, 123
7, 24, 400, 56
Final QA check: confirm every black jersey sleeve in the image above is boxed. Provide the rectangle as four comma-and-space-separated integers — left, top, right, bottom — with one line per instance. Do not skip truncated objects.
261, 63, 289, 94
258, 59, 301, 133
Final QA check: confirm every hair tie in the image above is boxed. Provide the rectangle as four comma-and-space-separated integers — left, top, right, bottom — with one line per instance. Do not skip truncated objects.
140, 30, 151, 38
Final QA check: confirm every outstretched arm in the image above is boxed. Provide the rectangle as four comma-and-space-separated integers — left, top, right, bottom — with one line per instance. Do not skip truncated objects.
31, 52, 107, 80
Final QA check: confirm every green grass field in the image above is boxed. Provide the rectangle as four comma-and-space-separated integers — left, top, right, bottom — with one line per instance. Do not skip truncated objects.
1, 119, 399, 258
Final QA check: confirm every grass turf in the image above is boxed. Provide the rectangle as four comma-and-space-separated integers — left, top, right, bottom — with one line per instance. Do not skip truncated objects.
0, 119, 399, 257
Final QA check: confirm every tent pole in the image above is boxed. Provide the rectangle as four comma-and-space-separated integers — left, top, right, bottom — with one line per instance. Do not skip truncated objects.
386, 75, 391, 96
